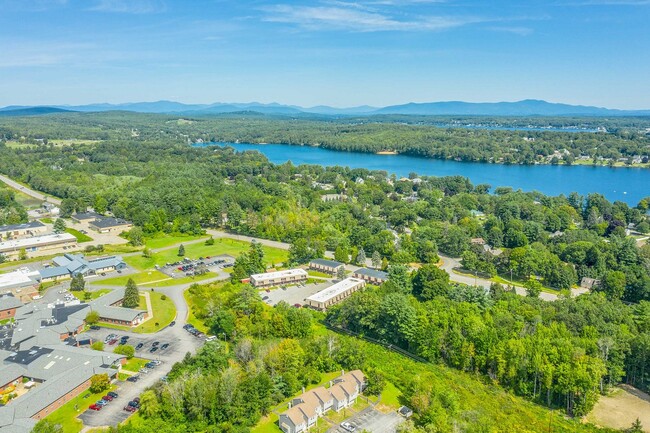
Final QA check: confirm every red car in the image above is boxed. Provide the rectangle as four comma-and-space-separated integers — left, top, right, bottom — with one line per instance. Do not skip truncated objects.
89, 404, 102, 411
108, 339, 118, 345
123, 405, 136, 412
102, 395, 114, 401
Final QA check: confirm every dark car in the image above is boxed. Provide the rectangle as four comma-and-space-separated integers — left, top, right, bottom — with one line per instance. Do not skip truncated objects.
108, 391, 119, 398
126, 376, 139, 382
169, 321, 176, 327
128, 400, 139, 408
89, 325, 100, 330
161, 343, 169, 350
121, 336, 130, 341
149, 346, 158, 353
145, 362, 156, 369
152, 341, 159, 347
133, 397, 140, 403
135, 343, 144, 350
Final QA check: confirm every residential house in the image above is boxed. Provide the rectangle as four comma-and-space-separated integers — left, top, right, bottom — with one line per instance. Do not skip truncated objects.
309, 258, 344, 275
352, 268, 388, 285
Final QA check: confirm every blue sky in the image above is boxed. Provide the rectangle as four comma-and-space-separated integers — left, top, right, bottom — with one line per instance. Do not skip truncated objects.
1, 0, 649, 108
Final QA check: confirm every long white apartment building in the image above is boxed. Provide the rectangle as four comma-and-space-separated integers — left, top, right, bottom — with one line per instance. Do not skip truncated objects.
305, 277, 366, 310
249, 268, 308, 288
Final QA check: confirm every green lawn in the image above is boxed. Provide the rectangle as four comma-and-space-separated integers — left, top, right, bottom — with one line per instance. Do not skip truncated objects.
183, 289, 209, 333
122, 357, 149, 373
145, 234, 208, 250
133, 291, 176, 333
66, 228, 93, 243
44, 384, 116, 433
307, 270, 332, 278
40, 217, 54, 223
378, 381, 402, 410
100, 270, 171, 286
125, 238, 288, 271
71, 289, 111, 301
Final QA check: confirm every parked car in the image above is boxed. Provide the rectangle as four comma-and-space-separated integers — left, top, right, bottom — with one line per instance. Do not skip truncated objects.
96, 400, 108, 406
151, 360, 162, 366
341, 422, 356, 432
89, 404, 102, 411
149, 347, 158, 353
108, 391, 119, 398
108, 339, 118, 345
102, 394, 114, 401
89, 325, 100, 330
135, 343, 144, 350
145, 362, 156, 369
121, 336, 130, 341
128, 401, 139, 408
169, 321, 176, 327
126, 376, 139, 382
123, 405, 136, 412
152, 341, 160, 347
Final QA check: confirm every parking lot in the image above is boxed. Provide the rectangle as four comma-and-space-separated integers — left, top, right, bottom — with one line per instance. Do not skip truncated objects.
262, 281, 333, 307
157, 254, 234, 279
330, 407, 404, 433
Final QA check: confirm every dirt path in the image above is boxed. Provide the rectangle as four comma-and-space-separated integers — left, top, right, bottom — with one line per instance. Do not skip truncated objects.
585, 385, 650, 432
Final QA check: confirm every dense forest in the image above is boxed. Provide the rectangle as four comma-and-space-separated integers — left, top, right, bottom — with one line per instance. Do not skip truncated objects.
0, 113, 648, 432
1, 112, 649, 165
0, 183, 27, 227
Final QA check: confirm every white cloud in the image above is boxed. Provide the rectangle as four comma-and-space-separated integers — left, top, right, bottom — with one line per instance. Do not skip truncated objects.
262, 4, 485, 32
488, 26, 534, 36
90, 0, 166, 14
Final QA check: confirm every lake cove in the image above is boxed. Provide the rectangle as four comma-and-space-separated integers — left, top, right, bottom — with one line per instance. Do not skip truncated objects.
195, 142, 650, 205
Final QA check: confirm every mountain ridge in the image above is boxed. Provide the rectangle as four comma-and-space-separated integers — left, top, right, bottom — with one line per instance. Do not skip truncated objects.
1, 99, 649, 117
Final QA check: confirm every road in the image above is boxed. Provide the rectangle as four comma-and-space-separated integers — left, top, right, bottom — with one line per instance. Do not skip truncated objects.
0, 173, 61, 205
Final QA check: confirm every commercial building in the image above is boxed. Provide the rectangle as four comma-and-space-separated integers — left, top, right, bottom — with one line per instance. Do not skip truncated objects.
88, 289, 147, 327
305, 278, 365, 310
0, 268, 40, 294
0, 233, 77, 260
309, 258, 344, 275
89, 217, 132, 233
0, 221, 47, 239
38, 253, 126, 282
250, 269, 308, 288
0, 294, 22, 320
352, 267, 389, 285
70, 212, 103, 223
279, 370, 366, 433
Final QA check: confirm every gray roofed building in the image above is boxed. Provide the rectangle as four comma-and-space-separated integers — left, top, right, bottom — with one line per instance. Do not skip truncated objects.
89, 217, 132, 233
88, 289, 147, 326
0, 293, 23, 312
71, 211, 103, 222
352, 267, 389, 284
39, 253, 126, 282
309, 258, 345, 274
0, 221, 47, 238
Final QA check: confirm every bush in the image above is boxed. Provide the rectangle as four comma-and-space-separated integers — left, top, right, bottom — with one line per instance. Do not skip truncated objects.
113, 344, 135, 359
85, 311, 100, 325
161, 294, 167, 300
89, 373, 110, 393
91, 341, 104, 351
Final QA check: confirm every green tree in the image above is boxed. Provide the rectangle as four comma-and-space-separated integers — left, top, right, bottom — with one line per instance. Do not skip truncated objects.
627, 419, 643, 433
70, 273, 85, 291
128, 226, 144, 246
31, 419, 63, 433
334, 244, 349, 264
336, 266, 346, 280
0, 253, 6, 264
139, 389, 160, 418
371, 251, 382, 269
18, 248, 27, 260
89, 373, 110, 393
178, 243, 185, 257
53, 218, 66, 233
90, 341, 104, 351
412, 264, 450, 300
525, 278, 543, 298
142, 247, 152, 258
205, 236, 215, 246
85, 310, 100, 325
114, 344, 135, 359
385, 264, 412, 294
93, 195, 108, 214
123, 279, 140, 308
600, 270, 626, 300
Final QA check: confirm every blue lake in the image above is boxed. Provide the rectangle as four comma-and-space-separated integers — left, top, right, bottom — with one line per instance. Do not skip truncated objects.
196, 142, 649, 205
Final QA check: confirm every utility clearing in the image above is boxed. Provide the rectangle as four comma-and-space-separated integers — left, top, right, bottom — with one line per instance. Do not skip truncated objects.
585, 385, 650, 432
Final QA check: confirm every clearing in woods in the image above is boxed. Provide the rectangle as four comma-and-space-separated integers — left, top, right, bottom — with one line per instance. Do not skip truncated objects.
585, 385, 650, 432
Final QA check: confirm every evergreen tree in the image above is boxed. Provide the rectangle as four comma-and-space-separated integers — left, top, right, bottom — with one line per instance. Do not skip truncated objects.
178, 244, 185, 257
70, 273, 85, 291
336, 266, 346, 280
371, 251, 382, 269
248, 241, 265, 274
122, 278, 140, 308
356, 248, 367, 266
53, 218, 66, 233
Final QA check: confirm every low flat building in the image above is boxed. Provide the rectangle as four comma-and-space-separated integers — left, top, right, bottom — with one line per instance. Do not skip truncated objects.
88, 289, 147, 327
0, 233, 77, 260
0, 221, 47, 239
250, 269, 308, 288
70, 211, 103, 223
305, 278, 365, 310
352, 267, 388, 285
0, 268, 40, 294
309, 258, 344, 275
279, 370, 366, 433
89, 217, 132, 233
0, 294, 22, 320
580, 277, 601, 290
38, 253, 126, 282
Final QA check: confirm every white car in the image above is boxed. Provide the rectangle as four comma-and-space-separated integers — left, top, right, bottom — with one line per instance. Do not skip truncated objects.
341, 422, 356, 432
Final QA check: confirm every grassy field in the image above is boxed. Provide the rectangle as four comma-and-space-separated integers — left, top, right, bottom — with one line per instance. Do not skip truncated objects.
66, 228, 93, 243
100, 270, 171, 286
40, 217, 54, 223
307, 269, 332, 278
71, 289, 111, 301
183, 289, 210, 333
585, 385, 650, 432
145, 234, 208, 250
121, 357, 150, 373
44, 384, 116, 433
125, 238, 288, 271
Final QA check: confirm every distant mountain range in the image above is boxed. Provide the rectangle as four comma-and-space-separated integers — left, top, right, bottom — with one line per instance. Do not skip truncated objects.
1, 99, 649, 117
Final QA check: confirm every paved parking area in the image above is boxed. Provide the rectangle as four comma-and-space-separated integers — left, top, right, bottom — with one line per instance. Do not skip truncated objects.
329, 407, 404, 433
263, 281, 333, 306
158, 254, 235, 278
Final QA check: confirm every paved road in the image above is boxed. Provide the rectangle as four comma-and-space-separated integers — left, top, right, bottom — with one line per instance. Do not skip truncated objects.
0, 173, 61, 205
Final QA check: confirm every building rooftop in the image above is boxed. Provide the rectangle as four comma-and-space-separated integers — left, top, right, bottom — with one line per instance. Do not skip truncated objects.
353, 267, 389, 280
89, 289, 146, 322
0, 294, 24, 311
0, 233, 76, 254
90, 217, 131, 229
306, 278, 364, 304
310, 258, 344, 268
0, 221, 46, 233
250, 268, 308, 282
71, 211, 103, 221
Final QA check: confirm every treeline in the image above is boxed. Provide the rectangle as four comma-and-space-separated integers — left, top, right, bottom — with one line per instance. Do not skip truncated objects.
327, 273, 650, 417
0, 184, 27, 227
